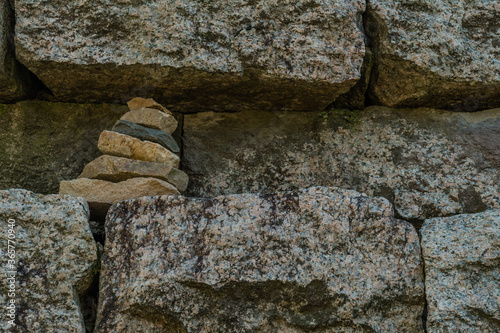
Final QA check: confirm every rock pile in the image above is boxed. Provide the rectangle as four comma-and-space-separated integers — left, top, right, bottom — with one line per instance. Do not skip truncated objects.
59, 98, 188, 219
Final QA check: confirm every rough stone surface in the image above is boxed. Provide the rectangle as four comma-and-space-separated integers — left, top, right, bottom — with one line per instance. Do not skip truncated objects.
79, 155, 189, 192
127, 97, 170, 114
0, 0, 36, 101
121, 108, 178, 134
59, 177, 180, 220
15, 0, 365, 112
421, 210, 500, 332
95, 186, 424, 333
183, 106, 500, 221
367, 0, 500, 110
0, 189, 98, 332
0, 101, 126, 194
112, 120, 180, 153
98, 131, 180, 168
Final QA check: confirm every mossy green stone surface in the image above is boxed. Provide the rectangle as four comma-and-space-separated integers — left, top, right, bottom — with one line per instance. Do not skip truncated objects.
0, 100, 127, 193
183, 106, 500, 221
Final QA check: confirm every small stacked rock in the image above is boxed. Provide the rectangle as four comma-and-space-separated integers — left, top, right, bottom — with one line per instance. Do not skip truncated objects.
60, 98, 188, 219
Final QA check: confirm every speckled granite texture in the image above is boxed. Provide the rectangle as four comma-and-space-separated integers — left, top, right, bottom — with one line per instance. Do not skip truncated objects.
15, 0, 365, 112
95, 186, 424, 332
367, 0, 500, 110
421, 210, 500, 332
0, 189, 98, 332
183, 106, 500, 221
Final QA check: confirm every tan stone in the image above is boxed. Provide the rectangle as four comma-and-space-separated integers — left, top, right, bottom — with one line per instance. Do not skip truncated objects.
59, 177, 180, 219
127, 97, 170, 114
78, 155, 189, 192
121, 108, 178, 134
97, 131, 180, 168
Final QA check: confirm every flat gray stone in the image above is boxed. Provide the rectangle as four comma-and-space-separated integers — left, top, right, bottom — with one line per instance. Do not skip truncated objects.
421, 210, 500, 332
0, 189, 98, 332
112, 120, 180, 153
183, 106, 500, 221
95, 186, 424, 332
15, 0, 365, 112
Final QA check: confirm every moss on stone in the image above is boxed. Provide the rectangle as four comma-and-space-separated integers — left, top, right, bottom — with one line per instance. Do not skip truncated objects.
0, 100, 127, 194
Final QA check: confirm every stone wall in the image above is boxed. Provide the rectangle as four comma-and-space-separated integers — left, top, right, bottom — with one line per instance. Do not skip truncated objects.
0, 0, 495, 111
0, 0, 499, 332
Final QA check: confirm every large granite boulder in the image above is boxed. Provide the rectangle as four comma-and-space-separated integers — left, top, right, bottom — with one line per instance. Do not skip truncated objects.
366, 0, 500, 111
0, 189, 99, 332
0, 101, 127, 194
421, 210, 500, 332
0, 0, 37, 101
95, 186, 424, 332
183, 106, 500, 221
15, 0, 366, 112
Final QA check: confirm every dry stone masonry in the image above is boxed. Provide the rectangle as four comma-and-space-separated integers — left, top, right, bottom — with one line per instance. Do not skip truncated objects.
7, 0, 499, 111
14, 0, 366, 111
0, 1, 498, 332
60, 98, 188, 219
95, 187, 425, 333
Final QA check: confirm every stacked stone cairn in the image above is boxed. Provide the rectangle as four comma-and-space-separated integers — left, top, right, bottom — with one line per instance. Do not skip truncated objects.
59, 98, 188, 219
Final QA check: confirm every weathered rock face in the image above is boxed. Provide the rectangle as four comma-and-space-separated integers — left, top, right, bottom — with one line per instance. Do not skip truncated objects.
95, 186, 424, 332
0, 189, 98, 332
183, 106, 500, 221
421, 210, 500, 332
0, 0, 37, 101
366, 0, 500, 111
15, 0, 365, 112
0, 101, 126, 194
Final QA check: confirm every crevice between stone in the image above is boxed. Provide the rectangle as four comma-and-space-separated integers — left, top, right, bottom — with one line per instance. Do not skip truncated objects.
330, 1, 379, 110
6, 0, 53, 102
